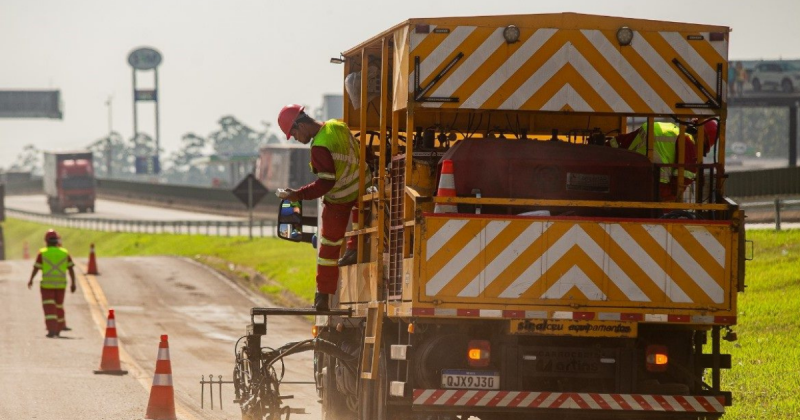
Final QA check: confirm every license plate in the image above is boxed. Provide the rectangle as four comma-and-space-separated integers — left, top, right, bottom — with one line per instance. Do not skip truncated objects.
441, 370, 500, 390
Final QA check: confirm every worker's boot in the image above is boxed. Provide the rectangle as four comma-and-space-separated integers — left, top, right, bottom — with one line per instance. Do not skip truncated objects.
314, 293, 331, 312
338, 249, 357, 266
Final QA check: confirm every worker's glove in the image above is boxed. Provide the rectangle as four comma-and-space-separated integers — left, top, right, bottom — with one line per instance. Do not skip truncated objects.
70, 283, 77, 293
276, 188, 300, 202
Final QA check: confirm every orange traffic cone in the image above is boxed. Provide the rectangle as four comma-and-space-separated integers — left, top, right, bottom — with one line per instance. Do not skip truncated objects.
22, 241, 29, 259
94, 309, 128, 375
145, 335, 176, 420
87, 243, 99, 275
434, 159, 458, 213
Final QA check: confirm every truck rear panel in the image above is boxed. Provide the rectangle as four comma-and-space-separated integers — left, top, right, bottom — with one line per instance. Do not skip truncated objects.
416, 214, 737, 316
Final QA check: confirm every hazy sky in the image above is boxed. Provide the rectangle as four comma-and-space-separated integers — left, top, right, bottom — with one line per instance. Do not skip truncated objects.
2, 0, 799, 169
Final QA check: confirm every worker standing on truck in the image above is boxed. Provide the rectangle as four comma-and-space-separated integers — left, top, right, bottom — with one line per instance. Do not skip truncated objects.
614, 120, 717, 201
27, 229, 77, 338
275, 104, 370, 311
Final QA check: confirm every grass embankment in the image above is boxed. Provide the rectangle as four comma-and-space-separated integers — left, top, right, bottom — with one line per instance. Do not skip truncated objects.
4, 218, 800, 418
3, 217, 318, 303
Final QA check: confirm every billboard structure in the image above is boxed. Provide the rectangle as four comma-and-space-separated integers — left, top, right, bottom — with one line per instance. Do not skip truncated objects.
727, 59, 800, 169
728, 59, 800, 98
0, 90, 62, 119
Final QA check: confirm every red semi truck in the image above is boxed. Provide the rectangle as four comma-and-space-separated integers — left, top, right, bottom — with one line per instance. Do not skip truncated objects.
43, 151, 96, 213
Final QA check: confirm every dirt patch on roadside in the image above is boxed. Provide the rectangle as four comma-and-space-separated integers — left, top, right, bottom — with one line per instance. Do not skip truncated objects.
192, 255, 309, 309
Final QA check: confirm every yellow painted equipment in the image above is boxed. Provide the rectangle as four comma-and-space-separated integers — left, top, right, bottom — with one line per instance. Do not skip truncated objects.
263, 12, 743, 420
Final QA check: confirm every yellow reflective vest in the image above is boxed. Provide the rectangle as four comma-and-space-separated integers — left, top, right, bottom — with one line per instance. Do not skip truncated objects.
628, 122, 696, 183
310, 120, 371, 204
36, 246, 72, 289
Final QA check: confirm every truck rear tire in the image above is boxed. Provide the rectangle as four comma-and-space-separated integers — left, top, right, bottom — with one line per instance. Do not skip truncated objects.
360, 347, 405, 420
321, 354, 353, 420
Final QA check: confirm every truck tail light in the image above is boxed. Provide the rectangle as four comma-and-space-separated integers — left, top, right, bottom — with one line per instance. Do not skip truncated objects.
468, 340, 491, 367
646, 345, 669, 372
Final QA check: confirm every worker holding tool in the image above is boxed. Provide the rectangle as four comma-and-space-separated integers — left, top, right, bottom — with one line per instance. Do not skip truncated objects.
27, 229, 77, 338
275, 104, 371, 311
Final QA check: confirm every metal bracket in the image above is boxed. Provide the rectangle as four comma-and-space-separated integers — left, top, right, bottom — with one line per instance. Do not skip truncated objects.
200, 374, 234, 410
673, 58, 722, 109
414, 54, 463, 103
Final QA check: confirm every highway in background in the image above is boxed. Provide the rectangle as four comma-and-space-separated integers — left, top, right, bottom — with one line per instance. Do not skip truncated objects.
0, 256, 320, 419
6, 194, 243, 221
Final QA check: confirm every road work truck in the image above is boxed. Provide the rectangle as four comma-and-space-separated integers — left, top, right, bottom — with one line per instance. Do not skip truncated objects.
234, 13, 745, 420
43, 151, 96, 213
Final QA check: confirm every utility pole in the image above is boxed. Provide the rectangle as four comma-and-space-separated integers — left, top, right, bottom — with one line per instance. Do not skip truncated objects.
105, 95, 113, 177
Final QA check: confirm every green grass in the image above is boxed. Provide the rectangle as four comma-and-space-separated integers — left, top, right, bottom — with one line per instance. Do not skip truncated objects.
3, 217, 318, 302
719, 229, 800, 419
4, 217, 799, 418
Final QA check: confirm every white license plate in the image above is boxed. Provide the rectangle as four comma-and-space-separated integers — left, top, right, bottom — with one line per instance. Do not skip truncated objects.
441, 370, 500, 390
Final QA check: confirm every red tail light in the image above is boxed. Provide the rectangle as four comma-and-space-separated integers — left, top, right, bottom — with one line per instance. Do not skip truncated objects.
468, 340, 491, 367
646, 345, 669, 372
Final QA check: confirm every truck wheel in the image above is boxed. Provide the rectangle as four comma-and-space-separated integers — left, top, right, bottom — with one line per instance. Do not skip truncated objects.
321, 354, 353, 420
361, 348, 402, 420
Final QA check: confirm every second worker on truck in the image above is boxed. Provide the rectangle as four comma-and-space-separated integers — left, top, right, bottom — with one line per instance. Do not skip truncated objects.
276, 104, 371, 311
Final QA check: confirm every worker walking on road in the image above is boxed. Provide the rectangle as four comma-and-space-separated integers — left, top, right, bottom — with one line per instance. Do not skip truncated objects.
27, 229, 77, 338
276, 104, 371, 311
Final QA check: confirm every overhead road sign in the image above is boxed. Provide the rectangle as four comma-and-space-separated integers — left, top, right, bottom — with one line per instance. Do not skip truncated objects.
0, 90, 62, 119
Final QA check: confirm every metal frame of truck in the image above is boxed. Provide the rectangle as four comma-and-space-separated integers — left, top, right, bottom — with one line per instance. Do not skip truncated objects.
236, 13, 744, 420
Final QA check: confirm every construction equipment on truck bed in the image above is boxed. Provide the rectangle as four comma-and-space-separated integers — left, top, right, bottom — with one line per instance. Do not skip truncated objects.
235, 12, 745, 420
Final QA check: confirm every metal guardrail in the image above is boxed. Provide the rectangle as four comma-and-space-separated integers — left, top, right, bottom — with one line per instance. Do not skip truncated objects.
727, 166, 800, 198
739, 198, 800, 231
6, 207, 277, 238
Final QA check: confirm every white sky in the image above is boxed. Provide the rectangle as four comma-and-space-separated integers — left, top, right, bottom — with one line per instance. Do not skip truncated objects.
1, 0, 799, 169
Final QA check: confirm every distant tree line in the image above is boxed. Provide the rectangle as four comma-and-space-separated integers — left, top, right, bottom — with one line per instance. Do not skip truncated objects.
4, 115, 280, 187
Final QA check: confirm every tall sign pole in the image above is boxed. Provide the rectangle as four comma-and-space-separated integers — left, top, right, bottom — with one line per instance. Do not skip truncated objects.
248, 175, 254, 240
105, 96, 113, 177
128, 47, 162, 174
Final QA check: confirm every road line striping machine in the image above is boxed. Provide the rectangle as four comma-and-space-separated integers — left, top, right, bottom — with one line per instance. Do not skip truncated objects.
234, 13, 745, 420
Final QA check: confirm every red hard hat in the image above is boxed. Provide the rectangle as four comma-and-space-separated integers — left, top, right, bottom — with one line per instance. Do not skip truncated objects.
277, 104, 305, 140
44, 229, 60, 243
703, 120, 718, 153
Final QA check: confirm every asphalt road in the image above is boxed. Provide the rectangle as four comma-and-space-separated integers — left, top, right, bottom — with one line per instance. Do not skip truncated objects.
6, 195, 242, 221
0, 256, 320, 420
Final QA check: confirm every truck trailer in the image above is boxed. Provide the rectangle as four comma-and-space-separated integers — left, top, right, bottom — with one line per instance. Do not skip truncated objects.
43, 151, 96, 213
235, 13, 745, 420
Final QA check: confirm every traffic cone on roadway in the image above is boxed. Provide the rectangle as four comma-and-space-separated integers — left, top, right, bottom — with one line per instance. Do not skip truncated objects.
93, 309, 128, 375
145, 335, 177, 420
434, 159, 458, 213
22, 241, 29, 259
87, 243, 99, 275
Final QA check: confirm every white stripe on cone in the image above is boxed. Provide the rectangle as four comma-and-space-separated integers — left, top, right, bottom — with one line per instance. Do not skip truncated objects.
157, 348, 170, 361
152, 373, 173, 386
104, 337, 118, 347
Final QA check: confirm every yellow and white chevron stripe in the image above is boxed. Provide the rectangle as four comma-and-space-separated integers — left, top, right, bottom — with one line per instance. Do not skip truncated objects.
421, 216, 731, 308
409, 25, 727, 115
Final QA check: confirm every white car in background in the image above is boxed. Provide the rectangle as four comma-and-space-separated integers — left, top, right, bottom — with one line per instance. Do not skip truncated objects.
750, 61, 800, 93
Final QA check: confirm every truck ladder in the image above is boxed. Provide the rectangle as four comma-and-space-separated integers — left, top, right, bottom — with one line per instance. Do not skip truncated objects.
360, 302, 385, 380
